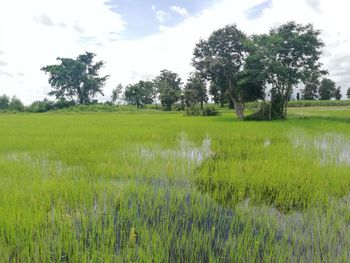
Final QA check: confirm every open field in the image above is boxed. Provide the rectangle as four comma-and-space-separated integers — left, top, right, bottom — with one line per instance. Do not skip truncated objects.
1, 106, 350, 262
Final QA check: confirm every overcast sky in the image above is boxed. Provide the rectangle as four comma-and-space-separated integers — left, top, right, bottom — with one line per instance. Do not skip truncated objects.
0, 0, 349, 104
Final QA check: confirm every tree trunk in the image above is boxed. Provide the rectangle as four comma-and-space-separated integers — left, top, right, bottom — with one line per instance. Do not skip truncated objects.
228, 78, 244, 120
232, 99, 245, 120
200, 101, 203, 110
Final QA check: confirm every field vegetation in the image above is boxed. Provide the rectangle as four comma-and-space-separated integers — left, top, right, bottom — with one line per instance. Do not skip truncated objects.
1, 107, 350, 262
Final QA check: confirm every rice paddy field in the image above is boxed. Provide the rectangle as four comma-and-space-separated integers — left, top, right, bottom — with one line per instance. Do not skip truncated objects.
1, 106, 350, 262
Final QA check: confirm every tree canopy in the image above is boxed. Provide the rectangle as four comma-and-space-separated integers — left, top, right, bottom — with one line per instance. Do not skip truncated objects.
154, 70, 182, 111
184, 73, 208, 109
193, 25, 248, 119
334, 87, 342, 100
318, 78, 336, 100
111, 84, 123, 104
255, 22, 325, 118
0, 94, 10, 110
41, 52, 109, 105
124, 81, 154, 108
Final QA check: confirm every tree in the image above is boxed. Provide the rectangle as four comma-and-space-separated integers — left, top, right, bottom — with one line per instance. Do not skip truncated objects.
111, 83, 123, 104
301, 71, 322, 100
347, 87, 350, 99
154, 70, 182, 111
318, 78, 336, 100
184, 73, 208, 109
0, 94, 10, 110
193, 25, 248, 119
9, 96, 25, 111
257, 22, 325, 118
334, 86, 342, 100
41, 52, 108, 105
236, 45, 267, 103
124, 81, 154, 108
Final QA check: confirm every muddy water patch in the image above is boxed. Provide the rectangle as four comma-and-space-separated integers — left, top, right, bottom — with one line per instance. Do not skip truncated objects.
136, 133, 213, 190
290, 132, 350, 166
138, 133, 213, 166
2, 151, 85, 175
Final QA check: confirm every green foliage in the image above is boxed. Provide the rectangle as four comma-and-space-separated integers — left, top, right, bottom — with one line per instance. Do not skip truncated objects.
236, 48, 266, 102
41, 52, 108, 105
124, 81, 155, 108
185, 105, 221, 116
334, 86, 342, 100
319, 78, 336, 100
201, 105, 221, 116
185, 105, 202, 116
111, 83, 123, 104
28, 99, 55, 112
246, 100, 350, 109
246, 101, 278, 120
301, 72, 321, 100
154, 69, 182, 111
347, 87, 350, 99
8, 96, 25, 111
193, 24, 248, 119
184, 73, 208, 109
0, 94, 10, 110
256, 22, 325, 118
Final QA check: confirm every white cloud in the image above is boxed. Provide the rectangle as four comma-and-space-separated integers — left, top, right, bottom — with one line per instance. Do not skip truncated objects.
33, 14, 55, 26
155, 10, 171, 23
1, 0, 350, 103
170, 6, 189, 17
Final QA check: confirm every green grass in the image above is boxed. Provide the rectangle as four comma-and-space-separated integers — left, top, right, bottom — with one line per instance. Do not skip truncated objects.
1, 107, 350, 262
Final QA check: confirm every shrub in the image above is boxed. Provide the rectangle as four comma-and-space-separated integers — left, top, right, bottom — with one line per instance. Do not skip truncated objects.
185, 105, 221, 116
201, 105, 220, 116
28, 99, 55, 112
246, 101, 281, 121
185, 105, 202, 116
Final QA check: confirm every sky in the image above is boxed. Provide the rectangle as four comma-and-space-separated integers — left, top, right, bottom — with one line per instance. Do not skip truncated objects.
0, 0, 350, 104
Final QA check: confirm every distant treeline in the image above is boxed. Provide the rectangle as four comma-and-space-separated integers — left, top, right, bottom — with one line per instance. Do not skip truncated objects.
246, 99, 350, 110
1, 93, 350, 114
3, 22, 350, 118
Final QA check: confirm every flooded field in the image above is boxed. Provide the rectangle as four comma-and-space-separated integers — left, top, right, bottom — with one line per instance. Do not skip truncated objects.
0, 107, 350, 262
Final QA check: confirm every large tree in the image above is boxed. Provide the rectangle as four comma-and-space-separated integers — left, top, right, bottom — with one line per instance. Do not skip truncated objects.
9, 96, 25, 111
193, 25, 248, 119
257, 22, 325, 118
124, 81, 154, 108
347, 87, 350, 99
154, 70, 182, 111
236, 41, 267, 102
41, 52, 108, 105
111, 83, 123, 104
0, 94, 10, 110
301, 72, 322, 100
184, 73, 208, 109
334, 86, 342, 100
318, 78, 336, 100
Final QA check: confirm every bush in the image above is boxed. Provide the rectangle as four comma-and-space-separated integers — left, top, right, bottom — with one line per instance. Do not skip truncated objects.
202, 105, 220, 116
54, 99, 76, 109
185, 105, 202, 116
246, 101, 281, 121
28, 99, 55, 113
185, 105, 221, 116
